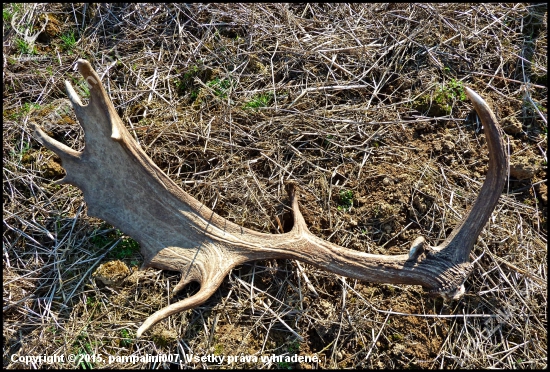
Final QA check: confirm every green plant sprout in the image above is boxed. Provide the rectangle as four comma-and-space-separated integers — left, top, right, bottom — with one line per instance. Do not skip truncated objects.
243, 92, 272, 109
338, 189, 354, 211
90, 229, 140, 260
60, 31, 76, 52
206, 77, 231, 98
15, 38, 35, 54
412, 79, 466, 116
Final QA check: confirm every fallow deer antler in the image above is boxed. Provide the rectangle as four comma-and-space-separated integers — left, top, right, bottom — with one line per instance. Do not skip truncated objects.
32, 59, 508, 337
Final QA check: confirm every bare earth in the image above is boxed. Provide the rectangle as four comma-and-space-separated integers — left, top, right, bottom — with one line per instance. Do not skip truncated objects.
3, 3, 547, 369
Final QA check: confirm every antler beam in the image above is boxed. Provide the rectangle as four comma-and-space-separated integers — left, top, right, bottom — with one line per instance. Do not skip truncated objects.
32, 60, 508, 337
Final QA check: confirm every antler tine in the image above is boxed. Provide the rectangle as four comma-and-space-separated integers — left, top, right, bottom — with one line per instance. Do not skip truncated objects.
68, 59, 124, 143
434, 87, 508, 262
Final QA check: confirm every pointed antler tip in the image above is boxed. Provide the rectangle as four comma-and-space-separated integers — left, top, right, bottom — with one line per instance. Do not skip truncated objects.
463, 86, 484, 106
75, 59, 92, 73
64, 80, 83, 106
32, 122, 81, 161
74, 59, 102, 91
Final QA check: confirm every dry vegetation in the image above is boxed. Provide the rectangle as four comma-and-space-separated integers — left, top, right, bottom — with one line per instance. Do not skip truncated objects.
3, 3, 547, 369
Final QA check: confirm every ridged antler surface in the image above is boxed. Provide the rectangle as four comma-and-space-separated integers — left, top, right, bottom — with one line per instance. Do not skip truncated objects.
32, 59, 508, 337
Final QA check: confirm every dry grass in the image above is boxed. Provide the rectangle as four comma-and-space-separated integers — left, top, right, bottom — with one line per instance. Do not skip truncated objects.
3, 3, 547, 369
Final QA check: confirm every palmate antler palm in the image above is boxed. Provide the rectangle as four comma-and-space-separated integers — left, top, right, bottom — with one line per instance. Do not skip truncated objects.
32, 59, 508, 337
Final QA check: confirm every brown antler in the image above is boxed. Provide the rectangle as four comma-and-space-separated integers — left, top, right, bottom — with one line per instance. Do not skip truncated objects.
32, 59, 508, 337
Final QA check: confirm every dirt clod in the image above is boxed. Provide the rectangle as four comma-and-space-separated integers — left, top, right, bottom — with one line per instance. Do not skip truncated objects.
93, 260, 131, 286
